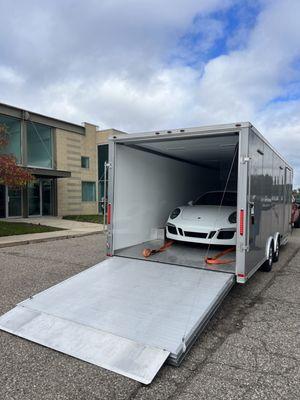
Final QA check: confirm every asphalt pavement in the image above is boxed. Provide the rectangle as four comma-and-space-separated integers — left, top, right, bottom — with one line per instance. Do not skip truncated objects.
0, 231, 299, 400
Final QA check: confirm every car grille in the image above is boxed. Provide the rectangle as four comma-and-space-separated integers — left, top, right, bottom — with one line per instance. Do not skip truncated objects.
184, 231, 207, 238
217, 230, 235, 240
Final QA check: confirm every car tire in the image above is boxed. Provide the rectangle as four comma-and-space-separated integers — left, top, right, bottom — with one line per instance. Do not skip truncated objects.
294, 218, 300, 228
273, 239, 280, 263
260, 242, 273, 272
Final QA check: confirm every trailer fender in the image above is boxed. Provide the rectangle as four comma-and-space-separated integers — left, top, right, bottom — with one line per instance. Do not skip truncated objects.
259, 237, 275, 272
273, 232, 280, 248
265, 237, 274, 260
273, 232, 280, 262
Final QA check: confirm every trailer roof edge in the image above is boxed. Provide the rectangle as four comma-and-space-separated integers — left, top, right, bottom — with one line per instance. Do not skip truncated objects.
109, 122, 292, 171
109, 122, 249, 142
250, 125, 293, 170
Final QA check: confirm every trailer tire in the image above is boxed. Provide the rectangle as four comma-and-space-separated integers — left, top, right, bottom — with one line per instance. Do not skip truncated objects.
294, 218, 300, 228
260, 242, 273, 272
273, 238, 280, 263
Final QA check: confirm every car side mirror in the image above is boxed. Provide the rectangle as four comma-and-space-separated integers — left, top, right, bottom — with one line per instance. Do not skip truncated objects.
188, 200, 194, 206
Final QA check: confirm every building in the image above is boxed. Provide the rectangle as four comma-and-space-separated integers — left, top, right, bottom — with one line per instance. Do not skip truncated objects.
0, 102, 126, 218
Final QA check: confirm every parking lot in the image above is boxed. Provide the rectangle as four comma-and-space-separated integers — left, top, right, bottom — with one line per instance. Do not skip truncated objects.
1, 232, 300, 400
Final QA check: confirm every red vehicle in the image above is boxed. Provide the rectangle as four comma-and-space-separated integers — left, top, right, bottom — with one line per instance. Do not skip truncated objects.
291, 195, 300, 228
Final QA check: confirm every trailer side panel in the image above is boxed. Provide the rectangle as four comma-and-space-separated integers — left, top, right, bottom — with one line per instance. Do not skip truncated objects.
243, 128, 292, 278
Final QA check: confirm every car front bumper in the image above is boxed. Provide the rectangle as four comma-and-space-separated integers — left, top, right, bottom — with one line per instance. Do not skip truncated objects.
166, 223, 236, 246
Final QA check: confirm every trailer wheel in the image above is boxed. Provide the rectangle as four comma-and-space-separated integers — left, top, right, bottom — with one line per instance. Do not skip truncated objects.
261, 242, 273, 272
273, 239, 280, 263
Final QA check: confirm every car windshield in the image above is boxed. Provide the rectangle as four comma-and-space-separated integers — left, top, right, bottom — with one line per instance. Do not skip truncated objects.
194, 192, 237, 206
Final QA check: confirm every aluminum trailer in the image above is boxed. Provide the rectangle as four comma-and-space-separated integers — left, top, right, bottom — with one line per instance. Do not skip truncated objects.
0, 122, 293, 384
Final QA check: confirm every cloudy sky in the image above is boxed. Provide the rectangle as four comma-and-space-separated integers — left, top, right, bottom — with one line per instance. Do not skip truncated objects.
1, 0, 300, 184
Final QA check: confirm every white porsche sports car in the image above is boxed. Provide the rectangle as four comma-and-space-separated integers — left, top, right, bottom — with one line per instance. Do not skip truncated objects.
166, 191, 237, 246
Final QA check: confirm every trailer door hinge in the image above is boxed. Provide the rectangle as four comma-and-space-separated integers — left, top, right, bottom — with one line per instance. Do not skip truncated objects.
241, 156, 250, 164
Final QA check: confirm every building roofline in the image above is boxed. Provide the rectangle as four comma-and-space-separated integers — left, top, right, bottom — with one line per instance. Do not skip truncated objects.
0, 101, 86, 135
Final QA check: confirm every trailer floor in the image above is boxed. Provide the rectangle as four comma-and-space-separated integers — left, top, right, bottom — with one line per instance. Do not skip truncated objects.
116, 239, 236, 274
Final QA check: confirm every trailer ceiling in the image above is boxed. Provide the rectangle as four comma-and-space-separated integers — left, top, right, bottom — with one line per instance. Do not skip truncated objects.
121, 133, 239, 169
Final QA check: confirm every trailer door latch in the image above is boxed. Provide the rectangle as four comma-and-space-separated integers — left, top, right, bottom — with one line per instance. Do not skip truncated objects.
240, 244, 249, 251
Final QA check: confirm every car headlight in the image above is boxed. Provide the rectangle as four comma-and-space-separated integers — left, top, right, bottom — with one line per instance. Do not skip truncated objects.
170, 208, 181, 219
228, 211, 237, 224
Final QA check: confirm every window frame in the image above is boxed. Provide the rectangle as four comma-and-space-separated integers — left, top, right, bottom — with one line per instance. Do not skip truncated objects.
81, 156, 90, 169
82, 181, 96, 202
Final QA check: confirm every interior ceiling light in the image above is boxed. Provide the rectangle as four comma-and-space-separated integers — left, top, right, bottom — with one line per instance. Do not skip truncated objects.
219, 144, 236, 148
166, 147, 185, 151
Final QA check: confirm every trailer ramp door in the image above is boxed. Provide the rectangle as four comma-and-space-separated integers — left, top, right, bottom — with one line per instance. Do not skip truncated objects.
0, 257, 234, 384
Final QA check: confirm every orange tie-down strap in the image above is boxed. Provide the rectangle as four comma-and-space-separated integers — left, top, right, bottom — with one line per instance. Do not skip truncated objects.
205, 246, 236, 265
142, 240, 174, 258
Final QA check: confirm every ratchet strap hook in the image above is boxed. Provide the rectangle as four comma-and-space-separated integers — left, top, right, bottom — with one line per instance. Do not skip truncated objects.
205, 246, 235, 265
142, 240, 174, 258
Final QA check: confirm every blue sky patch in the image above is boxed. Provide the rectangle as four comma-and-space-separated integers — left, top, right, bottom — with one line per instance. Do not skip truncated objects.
171, 0, 262, 67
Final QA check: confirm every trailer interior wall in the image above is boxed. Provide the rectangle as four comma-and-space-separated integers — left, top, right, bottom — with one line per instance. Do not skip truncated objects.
112, 133, 239, 253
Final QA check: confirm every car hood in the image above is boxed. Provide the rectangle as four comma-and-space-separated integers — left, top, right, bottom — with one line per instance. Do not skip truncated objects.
179, 205, 236, 224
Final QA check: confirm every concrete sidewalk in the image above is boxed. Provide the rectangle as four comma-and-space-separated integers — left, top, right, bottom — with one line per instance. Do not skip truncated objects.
0, 217, 103, 248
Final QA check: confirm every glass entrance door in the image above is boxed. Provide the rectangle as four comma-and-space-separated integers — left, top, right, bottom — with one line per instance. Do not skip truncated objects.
0, 185, 5, 218
7, 187, 22, 217
41, 179, 53, 216
28, 181, 41, 216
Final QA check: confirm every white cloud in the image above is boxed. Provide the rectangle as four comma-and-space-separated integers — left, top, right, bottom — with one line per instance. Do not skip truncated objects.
0, 0, 300, 183
0, 0, 235, 127
0, 66, 24, 85
191, 0, 300, 184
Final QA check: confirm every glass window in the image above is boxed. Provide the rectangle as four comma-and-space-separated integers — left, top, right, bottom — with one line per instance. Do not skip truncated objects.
81, 156, 90, 168
194, 191, 237, 206
28, 181, 41, 216
41, 179, 53, 216
82, 181, 96, 201
27, 122, 52, 168
8, 187, 22, 217
98, 144, 108, 213
0, 114, 21, 163
0, 185, 5, 218
98, 144, 108, 180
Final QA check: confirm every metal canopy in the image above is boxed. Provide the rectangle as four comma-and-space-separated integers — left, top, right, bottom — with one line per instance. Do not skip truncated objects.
0, 257, 234, 384
24, 166, 71, 178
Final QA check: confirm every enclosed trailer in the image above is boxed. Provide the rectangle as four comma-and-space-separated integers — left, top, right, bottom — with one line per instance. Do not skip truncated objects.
0, 122, 293, 384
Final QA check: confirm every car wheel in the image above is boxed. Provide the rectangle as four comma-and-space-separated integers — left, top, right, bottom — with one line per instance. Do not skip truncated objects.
260, 242, 273, 272
273, 239, 280, 263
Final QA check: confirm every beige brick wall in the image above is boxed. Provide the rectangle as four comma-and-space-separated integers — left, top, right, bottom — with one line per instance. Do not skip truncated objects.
55, 125, 127, 216
56, 123, 98, 216
96, 128, 126, 145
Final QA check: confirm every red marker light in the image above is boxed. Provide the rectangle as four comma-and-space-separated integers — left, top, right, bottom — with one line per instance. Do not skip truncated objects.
239, 209, 244, 236
107, 203, 112, 225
